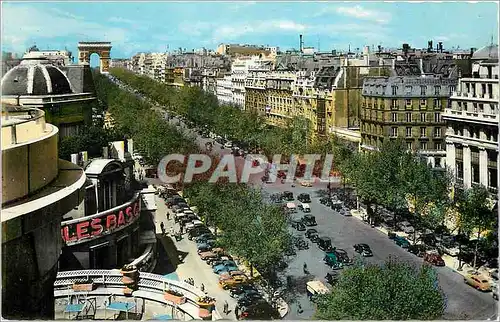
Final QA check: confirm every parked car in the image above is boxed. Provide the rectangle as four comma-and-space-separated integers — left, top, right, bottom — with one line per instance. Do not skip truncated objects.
318, 237, 333, 251
291, 219, 306, 231
295, 238, 309, 250
407, 244, 427, 257
230, 285, 258, 298
298, 203, 311, 213
398, 221, 415, 234
297, 193, 311, 203
323, 252, 342, 269
423, 252, 445, 266
194, 233, 215, 243
197, 243, 214, 253
199, 251, 218, 261
299, 180, 313, 187
464, 271, 491, 291
239, 301, 280, 320
302, 214, 317, 226
394, 236, 410, 248
188, 227, 212, 240
305, 228, 319, 242
319, 197, 333, 206
491, 269, 499, 281
334, 249, 353, 265
237, 293, 263, 307
213, 261, 239, 274
219, 274, 249, 289
325, 272, 340, 285
353, 243, 373, 257
282, 191, 294, 201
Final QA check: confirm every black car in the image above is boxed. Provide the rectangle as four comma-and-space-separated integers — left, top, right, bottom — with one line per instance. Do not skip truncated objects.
291, 220, 306, 231
295, 238, 309, 250
194, 233, 215, 242
188, 227, 211, 240
353, 243, 373, 257
237, 294, 264, 307
305, 228, 319, 241
239, 301, 280, 320
282, 191, 294, 201
297, 193, 311, 203
334, 249, 353, 264
230, 285, 258, 298
407, 244, 427, 257
318, 237, 333, 251
319, 197, 330, 205
325, 272, 340, 286
302, 214, 317, 226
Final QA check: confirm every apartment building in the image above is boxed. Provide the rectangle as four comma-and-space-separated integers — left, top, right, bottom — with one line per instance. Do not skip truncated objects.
361, 75, 456, 166
216, 73, 233, 105
231, 56, 273, 108
443, 44, 499, 192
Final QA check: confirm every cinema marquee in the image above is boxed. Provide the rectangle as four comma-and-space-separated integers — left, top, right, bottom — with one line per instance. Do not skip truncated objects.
61, 195, 141, 245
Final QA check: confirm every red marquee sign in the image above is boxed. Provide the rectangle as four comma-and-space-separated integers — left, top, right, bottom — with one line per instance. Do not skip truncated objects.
61, 198, 141, 245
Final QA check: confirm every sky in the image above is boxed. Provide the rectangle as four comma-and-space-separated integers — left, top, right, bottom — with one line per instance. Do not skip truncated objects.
1, 1, 499, 60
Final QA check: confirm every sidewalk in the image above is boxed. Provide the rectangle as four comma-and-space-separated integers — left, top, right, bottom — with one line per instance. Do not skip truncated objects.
154, 194, 236, 320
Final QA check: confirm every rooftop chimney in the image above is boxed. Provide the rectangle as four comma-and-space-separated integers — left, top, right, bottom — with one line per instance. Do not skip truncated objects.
299, 35, 304, 53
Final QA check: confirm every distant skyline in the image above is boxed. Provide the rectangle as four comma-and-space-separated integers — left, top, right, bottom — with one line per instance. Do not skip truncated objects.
2, 1, 499, 59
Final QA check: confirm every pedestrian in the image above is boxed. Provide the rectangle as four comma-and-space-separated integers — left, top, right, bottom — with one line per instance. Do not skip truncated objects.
200, 283, 205, 292
297, 302, 303, 314
160, 222, 165, 234
303, 262, 308, 275
167, 212, 170, 220
223, 301, 229, 314
170, 227, 174, 236
234, 306, 239, 320
180, 225, 184, 234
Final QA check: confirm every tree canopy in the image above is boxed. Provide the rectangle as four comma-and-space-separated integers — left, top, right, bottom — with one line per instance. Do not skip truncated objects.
315, 258, 446, 320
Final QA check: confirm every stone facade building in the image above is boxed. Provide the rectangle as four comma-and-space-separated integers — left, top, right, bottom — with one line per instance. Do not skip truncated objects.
443, 45, 499, 192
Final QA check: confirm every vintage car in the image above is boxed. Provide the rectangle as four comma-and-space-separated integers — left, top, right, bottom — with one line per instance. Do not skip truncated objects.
297, 193, 311, 203
291, 219, 306, 231
423, 251, 445, 266
302, 214, 317, 226
298, 203, 311, 213
199, 251, 218, 261
464, 271, 491, 291
353, 243, 373, 257
305, 228, 319, 242
219, 274, 249, 289
299, 180, 313, 187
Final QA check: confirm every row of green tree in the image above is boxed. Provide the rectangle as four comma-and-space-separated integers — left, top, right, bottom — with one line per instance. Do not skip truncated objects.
184, 181, 291, 280
333, 138, 497, 268
88, 70, 199, 165
110, 68, 329, 158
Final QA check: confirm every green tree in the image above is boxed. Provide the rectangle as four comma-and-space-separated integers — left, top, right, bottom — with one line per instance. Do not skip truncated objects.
315, 258, 446, 320
456, 185, 496, 268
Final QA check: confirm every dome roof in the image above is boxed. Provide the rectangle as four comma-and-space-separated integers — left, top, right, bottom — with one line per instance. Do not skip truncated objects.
1, 57, 73, 96
472, 45, 499, 60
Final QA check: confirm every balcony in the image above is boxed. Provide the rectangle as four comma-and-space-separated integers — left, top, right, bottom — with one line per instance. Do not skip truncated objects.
442, 108, 499, 125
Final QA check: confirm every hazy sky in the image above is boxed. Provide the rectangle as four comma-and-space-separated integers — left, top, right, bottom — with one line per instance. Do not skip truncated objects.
2, 1, 498, 58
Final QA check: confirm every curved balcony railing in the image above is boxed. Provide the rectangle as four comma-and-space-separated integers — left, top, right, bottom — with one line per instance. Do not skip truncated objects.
54, 270, 215, 320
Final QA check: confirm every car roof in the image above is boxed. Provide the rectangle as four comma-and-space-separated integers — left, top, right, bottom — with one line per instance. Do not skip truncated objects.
307, 228, 317, 232
320, 237, 331, 241
359, 243, 369, 247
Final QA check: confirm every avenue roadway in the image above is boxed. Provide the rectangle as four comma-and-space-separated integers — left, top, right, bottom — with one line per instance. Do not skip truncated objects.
109, 75, 498, 320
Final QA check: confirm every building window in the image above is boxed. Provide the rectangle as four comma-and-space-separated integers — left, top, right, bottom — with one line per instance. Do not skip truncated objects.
435, 142, 442, 150
406, 86, 412, 94
433, 99, 441, 109
420, 86, 427, 95
407, 141, 413, 150
405, 99, 412, 107
420, 99, 427, 108
434, 86, 441, 95
434, 127, 441, 138
420, 113, 426, 122
449, 85, 456, 95
420, 127, 427, 137
392, 113, 398, 122
392, 99, 398, 109
391, 127, 398, 137
406, 127, 412, 137
406, 112, 412, 122
421, 141, 428, 150
434, 112, 440, 122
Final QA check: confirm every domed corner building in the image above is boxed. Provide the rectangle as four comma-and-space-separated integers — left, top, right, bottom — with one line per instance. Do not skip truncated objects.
0, 52, 96, 138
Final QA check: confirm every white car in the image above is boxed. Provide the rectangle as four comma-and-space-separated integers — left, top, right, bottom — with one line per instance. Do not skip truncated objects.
298, 203, 311, 213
